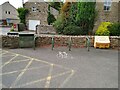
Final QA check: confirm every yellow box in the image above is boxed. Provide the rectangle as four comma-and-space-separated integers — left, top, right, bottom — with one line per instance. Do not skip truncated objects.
94, 36, 110, 49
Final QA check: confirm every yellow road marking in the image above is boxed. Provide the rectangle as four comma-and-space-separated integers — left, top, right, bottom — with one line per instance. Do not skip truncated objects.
2, 54, 16, 57
34, 59, 72, 70
0, 54, 18, 68
2, 50, 73, 71
2, 50, 32, 60
1, 65, 50, 76
45, 64, 54, 88
1, 51, 8, 55
9, 59, 30, 63
2, 50, 74, 88
34, 59, 52, 65
58, 70, 75, 88
10, 59, 33, 88
17, 70, 72, 88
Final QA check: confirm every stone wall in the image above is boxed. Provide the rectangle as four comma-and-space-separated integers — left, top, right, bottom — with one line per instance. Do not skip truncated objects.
1, 35, 119, 49
2, 35, 19, 48
36, 25, 56, 34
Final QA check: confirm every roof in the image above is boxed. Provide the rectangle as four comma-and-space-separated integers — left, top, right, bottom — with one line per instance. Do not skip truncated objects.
0, 1, 19, 20
0, 1, 17, 10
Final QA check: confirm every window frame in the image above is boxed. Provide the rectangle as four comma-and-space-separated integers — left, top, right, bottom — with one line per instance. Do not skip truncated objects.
5, 11, 7, 14
104, 0, 112, 11
32, 7, 37, 12
8, 11, 10, 14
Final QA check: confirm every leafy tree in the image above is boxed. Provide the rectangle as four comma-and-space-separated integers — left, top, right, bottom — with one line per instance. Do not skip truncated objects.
53, 14, 65, 34
76, 2, 96, 34
17, 7, 28, 24
54, 2, 96, 35
67, 2, 78, 25
47, 4, 56, 25
49, 2, 62, 11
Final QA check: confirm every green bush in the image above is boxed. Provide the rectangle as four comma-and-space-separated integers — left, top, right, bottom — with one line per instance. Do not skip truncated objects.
95, 22, 111, 36
47, 13, 56, 25
108, 23, 120, 36
10, 26, 14, 32
63, 25, 83, 35
47, 5, 56, 25
53, 15, 65, 34
17, 8, 28, 24
10, 28, 14, 32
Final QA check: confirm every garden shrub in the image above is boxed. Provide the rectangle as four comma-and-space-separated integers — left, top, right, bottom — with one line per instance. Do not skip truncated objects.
95, 22, 111, 36
47, 13, 56, 25
63, 25, 83, 35
17, 8, 28, 24
75, 2, 96, 35
47, 4, 56, 25
108, 23, 120, 36
10, 26, 14, 32
53, 15, 65, 34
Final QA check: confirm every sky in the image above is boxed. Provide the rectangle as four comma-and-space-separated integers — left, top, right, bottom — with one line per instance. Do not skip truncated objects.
0, 0, 28, 8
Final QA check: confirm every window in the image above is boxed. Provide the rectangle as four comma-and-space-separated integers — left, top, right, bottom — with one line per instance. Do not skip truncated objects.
5, 11, 7, 14
5, 11, 10, 14
8, 11, 10, 14
32, 7, 37, 12
104, 0, 112, 11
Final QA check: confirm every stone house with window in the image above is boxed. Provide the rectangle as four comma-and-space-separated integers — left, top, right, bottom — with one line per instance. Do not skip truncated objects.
93, 0, 120, 32
65, 0, 120, 32
24, 1, 59, 31
0, 1, 20, 25
24, 0, 120, 32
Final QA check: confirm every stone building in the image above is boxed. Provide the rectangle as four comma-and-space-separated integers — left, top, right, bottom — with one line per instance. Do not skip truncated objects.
24, 1, 59, 31
64, 0, 120, 32
93, 0, 120, 33
24, 0, 120, 32
0, 1, 20, 25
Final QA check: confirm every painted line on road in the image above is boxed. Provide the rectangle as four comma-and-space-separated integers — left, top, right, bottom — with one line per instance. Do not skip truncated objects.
0, 51, 8, 55
33, 59, 53, 65
2, 50, 73, 71
9, 59, 30, 63
58, 70, 75, 88
45, 64, 54, 88
1, 65, 50, 76
0, 54, 18, 68
10, 59, 33, 88
1, 50, 74, 88
17, 70, 72, 88
2, 50, 32, 60
2, 54, 16, 57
